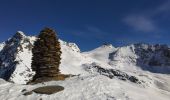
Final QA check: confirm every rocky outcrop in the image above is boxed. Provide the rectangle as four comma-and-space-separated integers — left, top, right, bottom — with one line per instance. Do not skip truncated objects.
83, 63, 141, 84
134, 44, 170, 66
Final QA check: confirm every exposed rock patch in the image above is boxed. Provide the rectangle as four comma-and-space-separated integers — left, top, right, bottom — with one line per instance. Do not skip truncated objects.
83, 63, 141, 84
23, 85, 64, 95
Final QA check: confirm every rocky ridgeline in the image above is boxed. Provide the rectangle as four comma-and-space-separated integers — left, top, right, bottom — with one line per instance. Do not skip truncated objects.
83, 63, 141, 84
134, 43, 170, 66
109, 43, 170, 74
0, 34, 20, 80
59, 40, 80, 52
0, 30, 170, 85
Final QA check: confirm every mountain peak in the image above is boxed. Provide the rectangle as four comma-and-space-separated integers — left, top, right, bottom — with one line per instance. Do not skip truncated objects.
12, 31, 26, 39
102, 43, 113, 48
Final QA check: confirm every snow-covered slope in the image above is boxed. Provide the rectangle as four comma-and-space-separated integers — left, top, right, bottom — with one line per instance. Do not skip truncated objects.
0, 32, 170, 100
108, 44, 170, 73
59, 40, 88, 75
0, 75, 170, 100
108, 45, 138, 72
83, 44, 117, 63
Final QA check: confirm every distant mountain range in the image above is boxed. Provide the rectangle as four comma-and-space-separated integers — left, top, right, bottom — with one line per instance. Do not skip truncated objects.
0, 31, 170, 100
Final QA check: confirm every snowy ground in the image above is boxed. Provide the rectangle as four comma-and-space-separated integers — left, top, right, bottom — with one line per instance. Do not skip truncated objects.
0, 74, 170, 100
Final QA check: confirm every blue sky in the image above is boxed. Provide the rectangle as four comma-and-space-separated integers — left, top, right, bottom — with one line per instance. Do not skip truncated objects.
0, 0, 170, 51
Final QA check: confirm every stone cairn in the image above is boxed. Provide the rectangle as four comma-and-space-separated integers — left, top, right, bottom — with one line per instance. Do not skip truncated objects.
31, 28, 61, 80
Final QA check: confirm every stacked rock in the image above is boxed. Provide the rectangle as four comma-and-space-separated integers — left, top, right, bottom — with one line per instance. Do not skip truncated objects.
31, 28, 61, 79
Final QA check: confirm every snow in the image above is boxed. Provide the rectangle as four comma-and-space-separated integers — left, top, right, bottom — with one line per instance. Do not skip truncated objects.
17, 31, 26, 37
83, 44, 116, 63
0, 75, 170, 100
8, 36, 36, 84
0, 33, 37, 84
59, 41, 114, 75
108, 45, 139, 72
0, 32, 170, 99
0, 42, 5, 51
59, 40, 88, 75
10, 45, 34, 84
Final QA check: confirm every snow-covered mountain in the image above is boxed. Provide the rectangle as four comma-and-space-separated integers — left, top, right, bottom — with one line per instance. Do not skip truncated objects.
0, 31, 36, 84
0, 32, 170, 100
109, 44, 170, 73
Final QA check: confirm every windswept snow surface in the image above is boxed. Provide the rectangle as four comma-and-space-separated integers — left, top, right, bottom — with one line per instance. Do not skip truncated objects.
0, 75, 170, 100
0, 32, 170, 100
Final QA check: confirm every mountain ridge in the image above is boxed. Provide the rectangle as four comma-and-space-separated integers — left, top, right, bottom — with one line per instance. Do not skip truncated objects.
0, 31, 170, 100
0, 32, 170, 84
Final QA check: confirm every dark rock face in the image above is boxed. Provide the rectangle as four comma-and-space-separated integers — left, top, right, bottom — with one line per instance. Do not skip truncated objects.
134, 44, 170, 67
31, 28, 61, 80
148, 57, 162, 66
0, 59, 2, 67
0, 31, 35, 83
133, 44, 170, 74
0, 32, 26, 80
